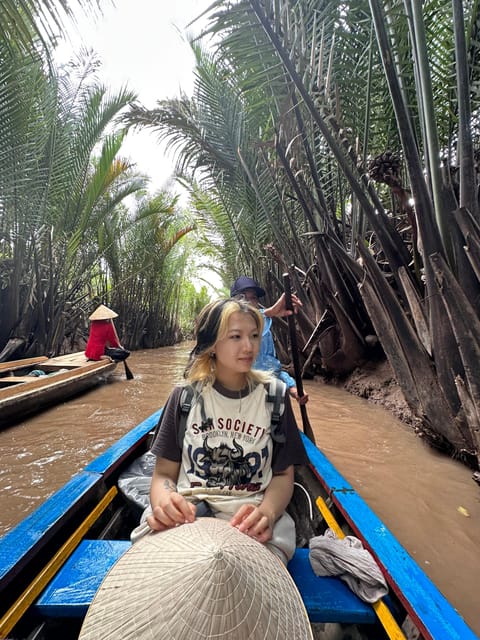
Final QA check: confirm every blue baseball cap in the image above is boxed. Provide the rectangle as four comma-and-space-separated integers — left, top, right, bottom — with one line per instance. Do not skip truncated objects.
230, 276, 266, 298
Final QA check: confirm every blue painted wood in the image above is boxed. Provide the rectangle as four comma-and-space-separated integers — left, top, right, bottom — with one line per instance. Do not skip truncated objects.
3, 409, 476, 638
85, 410, 162, 475
301, 435, 479, 640
288, 548, 376, 623
0, 410, 161, 593
35, 539, 131, 617
0, 471, 101, 588
36, 540, 376, 624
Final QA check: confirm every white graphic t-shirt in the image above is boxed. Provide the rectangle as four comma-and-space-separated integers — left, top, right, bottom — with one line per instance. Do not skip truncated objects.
150, 380, 309, 517
177, 384, 273, 514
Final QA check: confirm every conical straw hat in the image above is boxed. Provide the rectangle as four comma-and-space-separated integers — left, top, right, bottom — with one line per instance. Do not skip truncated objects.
79, 518, 313, 640
88, 304, 118, 320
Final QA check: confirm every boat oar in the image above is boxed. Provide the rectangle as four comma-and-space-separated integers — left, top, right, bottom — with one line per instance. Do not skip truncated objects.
282, 272, 316, 443
109, 325, 134, 381
123, 360, 134, 380
105, 345, 134, 380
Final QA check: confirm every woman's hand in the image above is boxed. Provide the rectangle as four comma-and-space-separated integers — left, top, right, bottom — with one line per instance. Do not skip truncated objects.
147, 492, 196, 532
230, 503, 275, 543
230, 467, 294, 542
148, 457, 195, 531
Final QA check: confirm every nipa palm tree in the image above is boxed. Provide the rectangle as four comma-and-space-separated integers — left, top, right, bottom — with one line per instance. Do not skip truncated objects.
126, 0, 480, 467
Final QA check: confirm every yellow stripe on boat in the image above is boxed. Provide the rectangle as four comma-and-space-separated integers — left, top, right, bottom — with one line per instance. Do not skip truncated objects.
316, 496, 407, 640
0, 486, 118, 638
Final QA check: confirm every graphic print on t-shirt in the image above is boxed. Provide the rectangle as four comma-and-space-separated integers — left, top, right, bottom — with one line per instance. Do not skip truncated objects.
189, 435, 264, 488
177, 384, 274, 508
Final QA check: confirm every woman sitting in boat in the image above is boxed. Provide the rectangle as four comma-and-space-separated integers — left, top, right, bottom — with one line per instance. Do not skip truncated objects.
85, 304, 122, 361
132, 297, 309, 565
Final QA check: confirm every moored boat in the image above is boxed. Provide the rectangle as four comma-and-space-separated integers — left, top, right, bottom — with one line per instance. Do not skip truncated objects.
0, 410, 477, 640
0, 352, 117, 427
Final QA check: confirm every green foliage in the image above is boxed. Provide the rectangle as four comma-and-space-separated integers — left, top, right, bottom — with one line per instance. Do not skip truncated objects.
177, 282, 211, 338
122, 0, 480, 460
0, 26, 199, 355
104, 190, 198, 348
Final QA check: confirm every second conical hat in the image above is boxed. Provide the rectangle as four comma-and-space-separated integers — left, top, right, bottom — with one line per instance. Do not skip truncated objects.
88, 304, 118, 320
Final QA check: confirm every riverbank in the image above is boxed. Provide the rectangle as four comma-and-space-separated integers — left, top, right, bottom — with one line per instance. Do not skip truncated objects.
334, 358, 421, 429
326, 357, 480, 479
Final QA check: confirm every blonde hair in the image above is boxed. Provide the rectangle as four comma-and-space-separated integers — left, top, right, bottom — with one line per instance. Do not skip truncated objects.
184, 298, 272, 388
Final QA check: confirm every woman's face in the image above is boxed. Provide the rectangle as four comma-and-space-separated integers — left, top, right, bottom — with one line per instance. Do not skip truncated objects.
213, 311, 261, 386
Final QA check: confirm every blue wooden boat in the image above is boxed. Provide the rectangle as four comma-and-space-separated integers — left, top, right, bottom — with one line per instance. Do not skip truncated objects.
0, 409, 477, 640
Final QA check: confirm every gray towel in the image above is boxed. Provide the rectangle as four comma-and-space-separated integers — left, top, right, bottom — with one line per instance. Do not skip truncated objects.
309, 528, 388, 603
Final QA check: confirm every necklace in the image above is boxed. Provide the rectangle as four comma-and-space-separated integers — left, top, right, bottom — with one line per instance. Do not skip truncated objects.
213, 379, 247, 413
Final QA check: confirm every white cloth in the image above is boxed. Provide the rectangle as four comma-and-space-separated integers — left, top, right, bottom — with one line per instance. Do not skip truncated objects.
309, 528, 388, 603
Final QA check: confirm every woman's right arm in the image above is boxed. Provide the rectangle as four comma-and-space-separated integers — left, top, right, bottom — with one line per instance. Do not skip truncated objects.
147, 457, 196, 531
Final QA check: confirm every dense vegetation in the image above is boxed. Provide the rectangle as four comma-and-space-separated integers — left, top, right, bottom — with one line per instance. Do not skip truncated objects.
0, 0, 209, 362
125, 0, 480, 467
2, 1, 480, 467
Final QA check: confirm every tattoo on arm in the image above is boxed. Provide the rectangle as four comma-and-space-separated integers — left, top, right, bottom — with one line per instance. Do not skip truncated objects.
163, 479, 177, 492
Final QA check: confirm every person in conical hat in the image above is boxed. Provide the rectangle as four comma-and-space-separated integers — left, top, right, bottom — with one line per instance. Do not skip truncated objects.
85, 304, 122, 361
88, 304, 118, 321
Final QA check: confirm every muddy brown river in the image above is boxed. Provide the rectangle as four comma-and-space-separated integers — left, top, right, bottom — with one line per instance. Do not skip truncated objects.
0, 344, 478, 635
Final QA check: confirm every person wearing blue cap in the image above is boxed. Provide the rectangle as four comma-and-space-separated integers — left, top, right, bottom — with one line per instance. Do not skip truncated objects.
230, 276, 309, 404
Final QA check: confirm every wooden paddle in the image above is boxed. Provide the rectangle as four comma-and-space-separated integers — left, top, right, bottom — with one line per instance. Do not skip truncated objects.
123, 360, 134, 380
283, 272, 316, 443
111, 324, 134, 380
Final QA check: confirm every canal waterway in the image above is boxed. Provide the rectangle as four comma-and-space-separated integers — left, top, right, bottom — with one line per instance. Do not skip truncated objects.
0, 344, 478, 635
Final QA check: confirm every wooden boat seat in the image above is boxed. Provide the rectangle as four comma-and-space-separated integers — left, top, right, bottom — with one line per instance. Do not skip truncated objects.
34, 540, 376, 624
288, 548, 376, 623
35, 539, 131, 618
0, 356, 48, 373
0, 376, 41, 384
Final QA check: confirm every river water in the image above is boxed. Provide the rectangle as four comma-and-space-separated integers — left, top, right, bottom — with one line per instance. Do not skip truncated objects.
0, 344, 479, 635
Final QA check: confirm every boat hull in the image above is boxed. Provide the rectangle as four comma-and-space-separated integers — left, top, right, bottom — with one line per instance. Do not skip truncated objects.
0, 413, 477, 640
0, 353, 116, 426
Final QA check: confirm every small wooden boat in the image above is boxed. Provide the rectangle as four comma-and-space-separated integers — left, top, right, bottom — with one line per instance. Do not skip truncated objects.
0, 411, 477, 640
0, 352, 117, 426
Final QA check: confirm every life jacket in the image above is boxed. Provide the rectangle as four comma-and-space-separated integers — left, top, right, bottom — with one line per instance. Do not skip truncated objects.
178, 378, 287, 446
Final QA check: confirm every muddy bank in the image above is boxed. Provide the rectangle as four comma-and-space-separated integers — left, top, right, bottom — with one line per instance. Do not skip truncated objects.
325, 358, 422, 431
334, 360, 480, 480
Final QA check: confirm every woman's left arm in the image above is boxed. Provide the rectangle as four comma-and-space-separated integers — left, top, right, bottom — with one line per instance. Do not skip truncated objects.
230, 466, 294, 543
